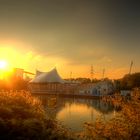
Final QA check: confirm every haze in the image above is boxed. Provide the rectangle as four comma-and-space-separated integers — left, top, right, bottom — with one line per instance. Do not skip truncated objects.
0, 0, 140, 79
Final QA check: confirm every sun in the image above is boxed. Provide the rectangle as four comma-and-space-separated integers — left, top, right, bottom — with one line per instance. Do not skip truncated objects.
0, 60, 8, 70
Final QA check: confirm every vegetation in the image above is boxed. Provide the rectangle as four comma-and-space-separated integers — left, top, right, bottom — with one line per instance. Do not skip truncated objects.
0, 77, 29, 90
65, 78, 101, 84
115, 72, 140, 90
80, 89, 140, 140
0, 91, 76, 140
1, 90, 139, 140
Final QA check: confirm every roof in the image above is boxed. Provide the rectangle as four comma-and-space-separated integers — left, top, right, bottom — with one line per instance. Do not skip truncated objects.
30, 68, 66, 83
36, 70, 44, 77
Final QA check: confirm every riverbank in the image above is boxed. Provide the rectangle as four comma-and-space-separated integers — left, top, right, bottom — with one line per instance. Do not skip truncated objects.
1, 89, 139, 140
0, 91, 77, 140
79, 89, 140, 140
31, 92, 101, 99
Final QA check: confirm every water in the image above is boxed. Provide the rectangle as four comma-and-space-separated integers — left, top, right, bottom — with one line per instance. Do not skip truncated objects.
37, 95, 116, 132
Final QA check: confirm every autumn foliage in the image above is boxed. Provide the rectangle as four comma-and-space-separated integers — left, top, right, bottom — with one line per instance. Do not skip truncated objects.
0, 91, 76, 140
82, 89, 140, 140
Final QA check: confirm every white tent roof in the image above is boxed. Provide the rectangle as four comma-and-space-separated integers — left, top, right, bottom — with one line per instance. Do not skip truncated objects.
30, 68, 66, 83
36, 70, 44, 77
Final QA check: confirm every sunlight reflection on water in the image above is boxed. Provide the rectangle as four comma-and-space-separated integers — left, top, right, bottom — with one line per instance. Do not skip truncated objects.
37, 95, 116, 132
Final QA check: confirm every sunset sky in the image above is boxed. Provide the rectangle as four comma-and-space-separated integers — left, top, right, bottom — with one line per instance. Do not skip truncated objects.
0, 0, 140, 79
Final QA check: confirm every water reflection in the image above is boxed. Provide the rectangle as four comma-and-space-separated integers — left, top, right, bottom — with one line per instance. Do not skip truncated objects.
36, 95, 116, 132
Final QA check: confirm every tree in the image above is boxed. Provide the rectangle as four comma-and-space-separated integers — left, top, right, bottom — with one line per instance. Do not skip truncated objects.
120, 73, 140, 90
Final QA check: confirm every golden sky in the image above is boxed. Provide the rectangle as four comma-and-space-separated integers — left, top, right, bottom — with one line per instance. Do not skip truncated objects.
0, 42, 137, 79
0, 0, 140, 79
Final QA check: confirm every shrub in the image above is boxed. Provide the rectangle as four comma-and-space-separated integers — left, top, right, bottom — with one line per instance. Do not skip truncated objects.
82, 89, 140, 140
0, 91, 76, 140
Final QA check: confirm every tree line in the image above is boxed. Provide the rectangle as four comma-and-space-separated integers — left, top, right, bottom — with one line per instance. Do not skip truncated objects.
115, 72, 140, 90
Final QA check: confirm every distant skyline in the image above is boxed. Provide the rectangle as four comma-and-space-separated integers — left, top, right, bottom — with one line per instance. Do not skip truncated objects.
0, 0, 140, 79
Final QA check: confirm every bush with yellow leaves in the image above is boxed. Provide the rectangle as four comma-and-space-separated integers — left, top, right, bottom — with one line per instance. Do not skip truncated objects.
0, 91, 76, 140
82, 89, 140, 140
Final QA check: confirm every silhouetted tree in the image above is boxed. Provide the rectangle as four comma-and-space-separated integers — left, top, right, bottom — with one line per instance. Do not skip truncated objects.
119, 73, 140, 90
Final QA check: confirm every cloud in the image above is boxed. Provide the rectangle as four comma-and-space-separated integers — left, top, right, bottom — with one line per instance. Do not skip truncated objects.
99, 56, 112, 63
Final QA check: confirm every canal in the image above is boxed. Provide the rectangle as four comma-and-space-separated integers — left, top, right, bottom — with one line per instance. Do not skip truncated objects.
36, 95, 116, 132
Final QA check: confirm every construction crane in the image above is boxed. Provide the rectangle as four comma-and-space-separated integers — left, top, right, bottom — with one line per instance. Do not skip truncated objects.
24, 71, 35, 75
13, 68, 35, 79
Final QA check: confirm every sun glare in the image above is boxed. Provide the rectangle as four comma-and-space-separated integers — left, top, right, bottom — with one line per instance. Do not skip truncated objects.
0, 60, 8, 70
